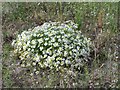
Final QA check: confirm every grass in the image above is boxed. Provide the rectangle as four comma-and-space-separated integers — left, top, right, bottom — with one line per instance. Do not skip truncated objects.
2, 43, 13, 87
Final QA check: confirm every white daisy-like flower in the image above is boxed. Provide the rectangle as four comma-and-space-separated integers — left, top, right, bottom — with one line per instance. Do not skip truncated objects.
23, 45, 27, 50
53, 42, 59, 47
27, 40, 30, 46
42, 50, 46, 54
61, 61, 64, 65
11, 40, 16, 46
44, 42, 47, 46
77, 46, 80, 50
64, 51, 68, 57
31, 48, 34, 52
26, 63, 31, 67
56, 36, 60, 39
21, 64, 25, 67
65, 44, 69, 48
46, 49, 52, 55
43, 54, 47, 58
69, 51, 72, 55
17, 41, 22, 46
33, 68, 36, 71
38, 38, 43, 44
40, 33, 43, 37
45, 38, 49, 41
65, 60, 71, 64
34, 26, 41, 31
40, 47, 43, 51
51, 37, 55, 42
44, 62, 48, 67
31, 40, 36, 45
56, 61, 60, 65
33, 62, 36, 66
31, 45, 36, 48
46, 56, 52, 63
35, 71, 39, 75
48, 32, 53, 37
30, 73, 33, 76
58, 38, 61, 42
60, 31, 64, 34
35, 54, 40, 62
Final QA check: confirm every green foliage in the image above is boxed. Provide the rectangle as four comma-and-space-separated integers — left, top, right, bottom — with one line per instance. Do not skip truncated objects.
2, 43, 13, 87
2, 66, 13, 87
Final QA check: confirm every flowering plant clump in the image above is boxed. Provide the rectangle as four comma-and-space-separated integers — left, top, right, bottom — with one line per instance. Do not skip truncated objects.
12, 20, 91, 72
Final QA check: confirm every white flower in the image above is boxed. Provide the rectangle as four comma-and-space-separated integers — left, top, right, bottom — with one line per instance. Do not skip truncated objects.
52, 54, 56, 58
58, 47, 63, 51
34, 26, 40, 30
56, 57, 62, 61
31, 45, 36, 48
46, 49, 52, 55
69, 51, 72, 55
60, 31, 64, 34
44, 62, 48, 67
35, 54, 40, 62
65, 60, 71, 64
43, 54, 47, 58
64, 51, 68, 57
38, 38, 43, 43
61, 36, 65, 39
56, 61, 60, 64
53, 42, 59, 47
30, 73, 33, 76
31, 49, 34, 52
77, 46, 80, 50
33, 62, 36, 66
65, 44, 69, 48
43, 50, 46, 54
58, 38, 61, 42
31, 40, 36, 45
40, 47, 43, 51
11, 40, 16, 46
44, 42, 47, 46
40, 34, 43, 37
67, 33, 71, 37
23, 45, 27, 50
17, 41, 22, 46
56, 36, 60, 38
51, 37, 55, 42
48, 41, 52, 45
61, 61, 64, 65
21, 64, 25, 67
26, 63, 31, 67
45, 38, 49, 41
57, 50, 61, 54
27, 48, 31, 51
64, 34, 67, 37
33, 68, 36, 71
48, 32, 53, 37
35, 71, 39, 75
27, 40, 30, 46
